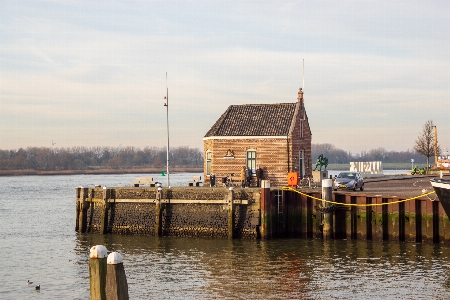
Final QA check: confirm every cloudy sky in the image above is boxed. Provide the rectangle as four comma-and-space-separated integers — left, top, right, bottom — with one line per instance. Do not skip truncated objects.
1, 1, 449, 154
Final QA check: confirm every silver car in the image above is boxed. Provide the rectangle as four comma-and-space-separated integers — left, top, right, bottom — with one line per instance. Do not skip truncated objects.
334, 172, 364, 191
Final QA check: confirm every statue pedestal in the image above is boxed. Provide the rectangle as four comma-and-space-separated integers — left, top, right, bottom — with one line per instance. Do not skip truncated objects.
312, 170, 328, 185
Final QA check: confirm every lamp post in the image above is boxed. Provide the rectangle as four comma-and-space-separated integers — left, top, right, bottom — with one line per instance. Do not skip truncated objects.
164, 73, 170, 188
433, 125, 438, 171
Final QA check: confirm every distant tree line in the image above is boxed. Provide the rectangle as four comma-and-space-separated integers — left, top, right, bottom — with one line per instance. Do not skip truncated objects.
0, 146, 203, 170
311, 120, 438, 167
312, 143, 427, 164
0, 143, 428, 171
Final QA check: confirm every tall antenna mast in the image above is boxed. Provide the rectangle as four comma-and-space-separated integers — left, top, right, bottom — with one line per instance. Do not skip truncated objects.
165, 72, 170, 187
302, 58, 305, 91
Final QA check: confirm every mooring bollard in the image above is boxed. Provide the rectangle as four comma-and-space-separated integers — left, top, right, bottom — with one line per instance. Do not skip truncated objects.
322, 179, 333, 240
106, 252, 129, 300
89, 245, 108, 300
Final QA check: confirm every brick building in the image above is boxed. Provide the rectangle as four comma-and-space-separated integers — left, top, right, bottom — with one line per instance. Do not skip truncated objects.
203, 88, 312, 187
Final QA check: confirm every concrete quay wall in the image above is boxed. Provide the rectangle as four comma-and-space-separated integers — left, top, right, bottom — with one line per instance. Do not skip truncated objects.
76, 186, 261, 239
76, 185, 450, 243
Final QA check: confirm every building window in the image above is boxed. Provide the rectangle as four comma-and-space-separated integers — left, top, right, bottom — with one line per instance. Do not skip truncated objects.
299, 150, 305, 178
206, 150, 211, 175
246, 150, 256, 174
300, 110, 305, 138
300, 119, 304, 138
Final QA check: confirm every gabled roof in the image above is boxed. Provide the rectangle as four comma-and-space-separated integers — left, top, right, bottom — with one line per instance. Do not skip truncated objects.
204, 103, 298, 137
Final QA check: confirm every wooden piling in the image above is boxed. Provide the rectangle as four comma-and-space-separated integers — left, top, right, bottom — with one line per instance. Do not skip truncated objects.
433, 201, 440, 243
334, 194, 347, 239
415, 199, 423, 243
399, 201, 405, 242
227, 188, 235, 239
78, 187, 88, 233
350, 196, 357, 240
106, 252, 129, 300
307, 194, 313, 239
89, 245, 108, 300
366, 197, 373, 240
155, 187, 163, 236
76, 187, 81, 232
382, 198, 389, 240
322, 179, 333, 240
100, 187, 109, 234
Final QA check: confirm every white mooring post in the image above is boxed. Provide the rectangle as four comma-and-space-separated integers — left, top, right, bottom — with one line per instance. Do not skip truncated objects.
89, 245, 108, 300
106, 252, 129, 300
322, 179, 333, 240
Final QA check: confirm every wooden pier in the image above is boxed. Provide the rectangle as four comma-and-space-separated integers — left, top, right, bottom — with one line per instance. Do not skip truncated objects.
76, 177, 450, 243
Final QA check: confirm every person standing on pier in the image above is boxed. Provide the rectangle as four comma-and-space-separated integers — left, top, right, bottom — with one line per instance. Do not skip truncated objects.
246, 167, 253, 187
256, 166, 263, 187
240, 166, 246, 188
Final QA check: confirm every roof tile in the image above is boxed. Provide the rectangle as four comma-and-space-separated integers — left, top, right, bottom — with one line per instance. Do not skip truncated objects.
205, 103, 297, 137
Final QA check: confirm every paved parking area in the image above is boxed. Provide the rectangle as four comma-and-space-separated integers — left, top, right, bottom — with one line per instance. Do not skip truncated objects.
335, 175, 441, 199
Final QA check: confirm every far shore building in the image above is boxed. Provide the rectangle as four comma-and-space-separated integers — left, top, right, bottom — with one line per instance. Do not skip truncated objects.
203, 88, 312, 187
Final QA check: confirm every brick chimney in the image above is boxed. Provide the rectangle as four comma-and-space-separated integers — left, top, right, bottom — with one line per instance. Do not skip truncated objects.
297, 87, 304, 104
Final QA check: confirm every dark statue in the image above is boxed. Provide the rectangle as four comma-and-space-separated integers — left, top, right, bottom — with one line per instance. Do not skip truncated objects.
313, 154, 328, 171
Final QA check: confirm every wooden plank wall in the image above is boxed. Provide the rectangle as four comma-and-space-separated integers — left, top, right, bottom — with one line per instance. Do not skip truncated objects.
279, 190, 450, 244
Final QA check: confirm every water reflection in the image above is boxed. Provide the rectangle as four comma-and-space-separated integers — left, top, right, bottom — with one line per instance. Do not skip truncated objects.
3, 174, 450, 299
74, 234, 450, 299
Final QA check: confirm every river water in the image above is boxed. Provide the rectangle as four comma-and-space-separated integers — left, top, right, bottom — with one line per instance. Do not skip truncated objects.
1, 172, 450, 299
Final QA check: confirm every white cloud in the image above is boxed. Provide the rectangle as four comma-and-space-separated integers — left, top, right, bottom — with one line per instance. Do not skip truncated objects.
1, 0, 450, 152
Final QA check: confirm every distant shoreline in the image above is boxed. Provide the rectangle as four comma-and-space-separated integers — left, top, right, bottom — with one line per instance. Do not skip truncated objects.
0, 168, 203, 176
0, 165, 417, 176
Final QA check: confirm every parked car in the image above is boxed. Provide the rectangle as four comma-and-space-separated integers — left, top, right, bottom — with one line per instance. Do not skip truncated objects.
334, 172, 364, 191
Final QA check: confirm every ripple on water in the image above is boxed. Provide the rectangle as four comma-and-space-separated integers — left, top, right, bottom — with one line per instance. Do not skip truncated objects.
1, 175, 450, 299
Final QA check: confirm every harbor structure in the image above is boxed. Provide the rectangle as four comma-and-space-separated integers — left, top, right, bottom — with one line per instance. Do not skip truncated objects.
76, 177, 450, 243
73, 82, 450, 244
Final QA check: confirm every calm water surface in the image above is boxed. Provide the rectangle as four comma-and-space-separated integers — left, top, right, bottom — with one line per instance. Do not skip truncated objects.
1, 172, 450, 299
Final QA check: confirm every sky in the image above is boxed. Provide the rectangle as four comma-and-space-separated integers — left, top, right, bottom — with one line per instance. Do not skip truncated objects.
1, 1, 449, 155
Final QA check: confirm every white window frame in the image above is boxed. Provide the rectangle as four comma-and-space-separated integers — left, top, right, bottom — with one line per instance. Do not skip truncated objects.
246, 149, 256, 174
206, 150, 212, 175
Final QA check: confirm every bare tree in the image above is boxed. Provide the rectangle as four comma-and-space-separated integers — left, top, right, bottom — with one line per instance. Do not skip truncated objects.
414, 120, 439, 171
